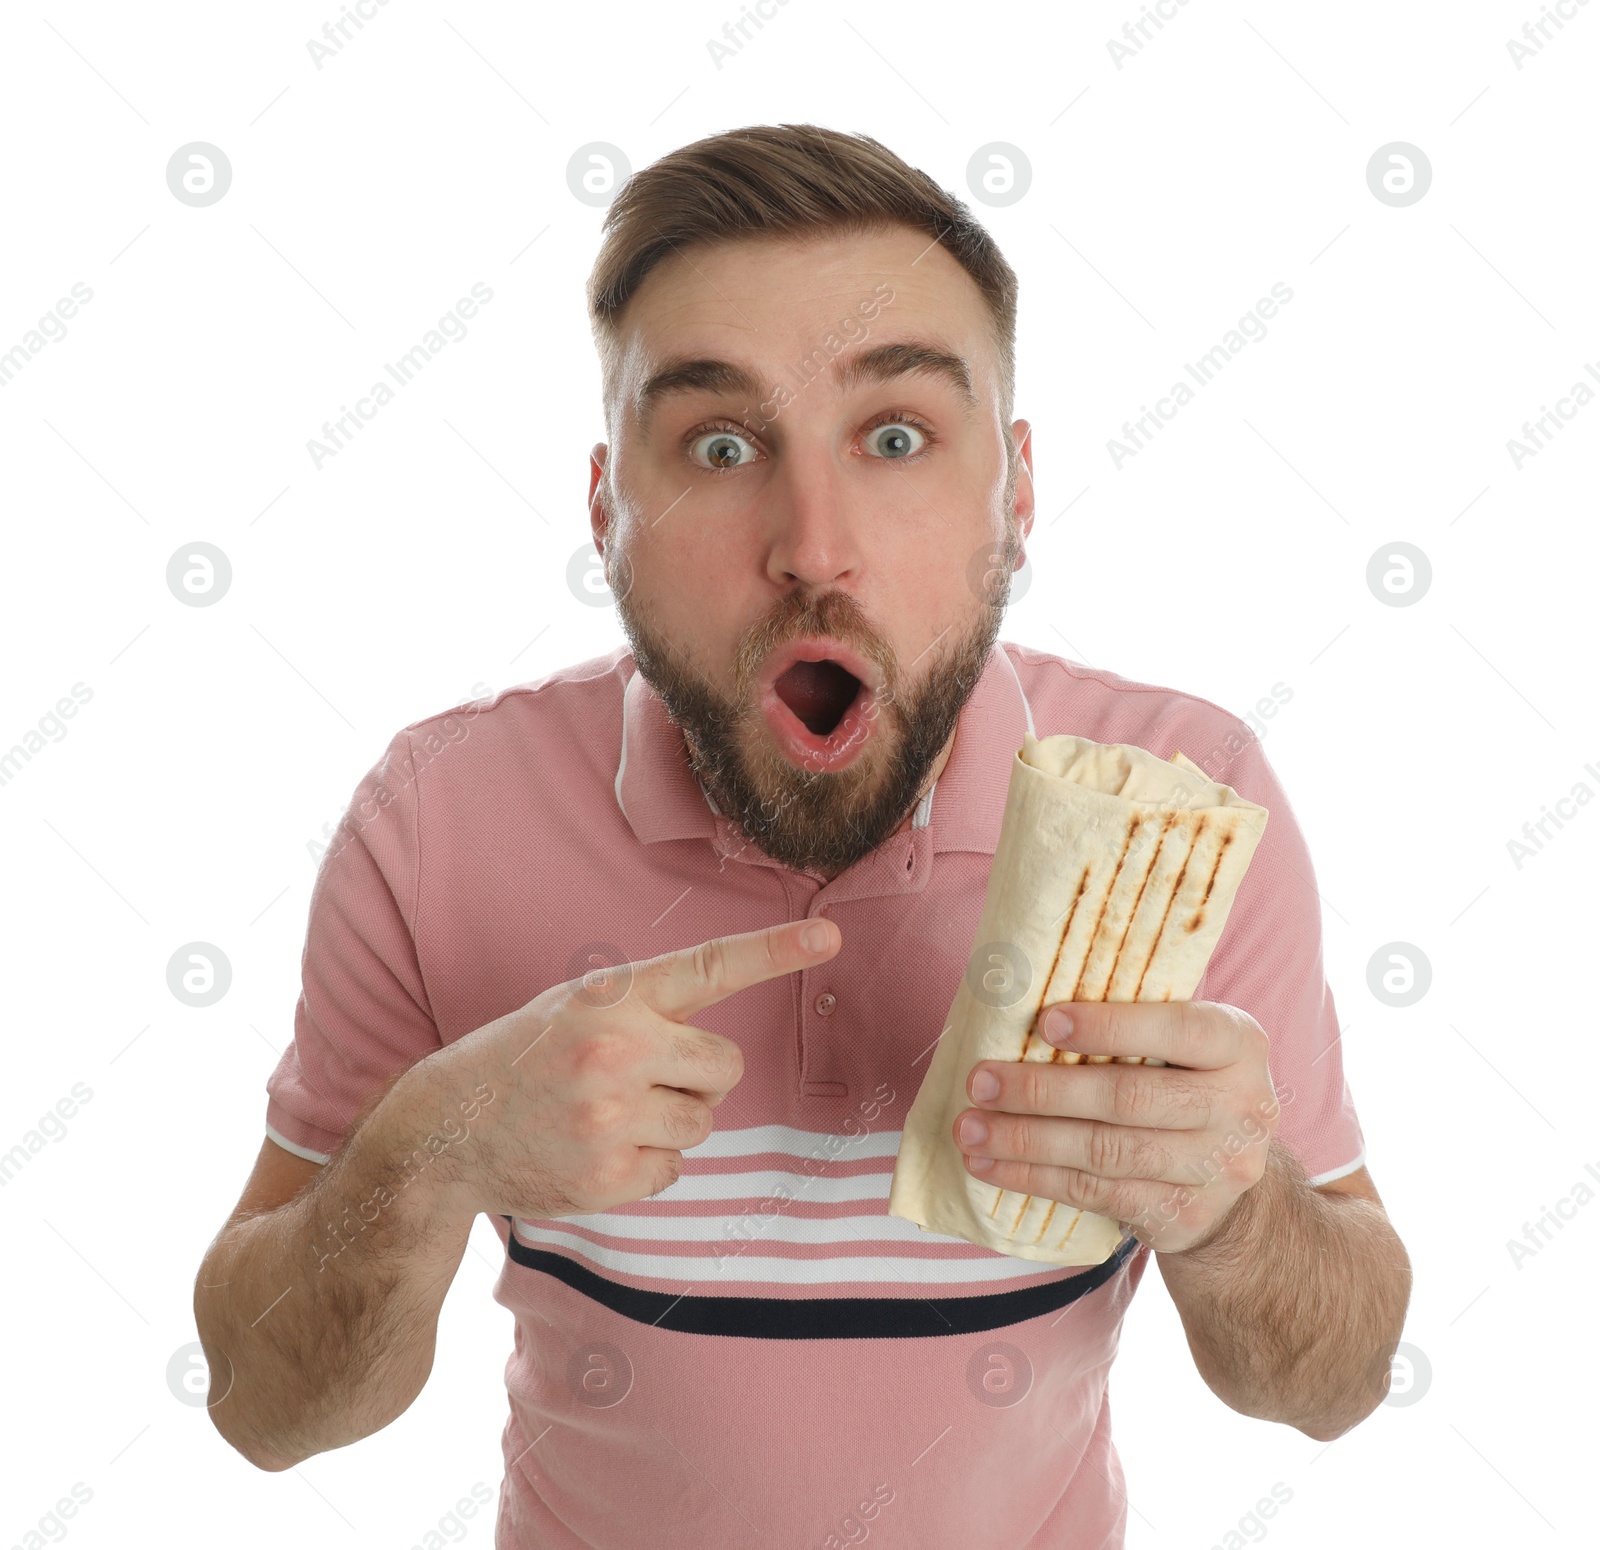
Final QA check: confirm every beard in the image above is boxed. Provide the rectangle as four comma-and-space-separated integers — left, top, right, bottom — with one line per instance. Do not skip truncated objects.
612, 519, 1021, 879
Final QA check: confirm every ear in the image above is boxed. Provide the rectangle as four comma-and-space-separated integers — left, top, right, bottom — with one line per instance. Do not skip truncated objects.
588, 443, 609, 550
1011, 419, 1035, 548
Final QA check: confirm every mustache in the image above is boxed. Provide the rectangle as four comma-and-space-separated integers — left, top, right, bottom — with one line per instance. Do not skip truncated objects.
732, 590, 896, 697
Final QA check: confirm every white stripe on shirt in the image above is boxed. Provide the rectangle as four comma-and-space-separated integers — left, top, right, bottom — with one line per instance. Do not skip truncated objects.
510, 1223, 1079, 1286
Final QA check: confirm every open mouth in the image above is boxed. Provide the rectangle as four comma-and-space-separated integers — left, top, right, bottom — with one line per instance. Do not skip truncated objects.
758, 638, 880, 771
772, 657, 864, 738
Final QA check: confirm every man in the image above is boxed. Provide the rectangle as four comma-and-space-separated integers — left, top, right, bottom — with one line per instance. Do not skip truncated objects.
194, 124, 1410, 1548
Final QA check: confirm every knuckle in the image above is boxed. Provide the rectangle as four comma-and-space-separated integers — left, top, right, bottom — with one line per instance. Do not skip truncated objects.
1172, 1189, 1213, 1235
681, 1031, 741, 1087
1103, 1003, 1133, 1046
1109, 1071, 1153, 1125
570, 1029, 626, 1079
1018, 1064, 1053, 1113
1178, 1075, 1218, 1128
1172, 1001, 1209, 1061
1062, 1166, 1118, 1216
647, 1153, 683, 1198
570, 1094, 623, 1142
663, 1098, 711, 1147
1002, 1115, 1033, 1158
1086, 1122, 1131, 1177
690, 937, 727, 991
583, 1150, 632, 1200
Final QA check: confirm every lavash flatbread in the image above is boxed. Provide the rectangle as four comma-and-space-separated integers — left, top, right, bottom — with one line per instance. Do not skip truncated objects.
885, 730, 1270, 1267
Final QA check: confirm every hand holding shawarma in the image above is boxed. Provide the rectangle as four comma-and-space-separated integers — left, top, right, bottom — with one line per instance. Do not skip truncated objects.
951, 996, 1283, 1254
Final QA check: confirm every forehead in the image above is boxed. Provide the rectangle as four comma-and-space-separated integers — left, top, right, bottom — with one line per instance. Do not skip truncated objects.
609, 225, 998, 422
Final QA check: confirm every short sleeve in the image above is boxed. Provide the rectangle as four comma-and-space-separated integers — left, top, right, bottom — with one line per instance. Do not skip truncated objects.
264, 729, 440, 1164
1191, 732, 1366, 1186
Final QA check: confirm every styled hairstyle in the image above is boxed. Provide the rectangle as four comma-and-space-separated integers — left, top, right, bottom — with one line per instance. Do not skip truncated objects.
586, 123, 1019, 444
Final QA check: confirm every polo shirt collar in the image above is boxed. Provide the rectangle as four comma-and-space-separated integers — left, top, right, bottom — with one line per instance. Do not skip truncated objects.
613, 639, 1035, 859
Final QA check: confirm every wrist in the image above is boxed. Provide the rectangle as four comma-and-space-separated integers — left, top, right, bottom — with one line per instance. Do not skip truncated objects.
1160, 1140, 1284, 1262
342, 1062, 486, 1239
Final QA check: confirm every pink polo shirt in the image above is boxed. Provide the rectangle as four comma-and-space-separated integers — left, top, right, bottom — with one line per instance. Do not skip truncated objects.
264, 639, 1364, 1549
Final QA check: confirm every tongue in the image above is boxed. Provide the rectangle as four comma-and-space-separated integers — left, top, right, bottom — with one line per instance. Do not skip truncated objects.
773, 659, 860, 737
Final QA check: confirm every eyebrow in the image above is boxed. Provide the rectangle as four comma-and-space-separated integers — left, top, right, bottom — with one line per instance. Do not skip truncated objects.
633, 339, 977, 434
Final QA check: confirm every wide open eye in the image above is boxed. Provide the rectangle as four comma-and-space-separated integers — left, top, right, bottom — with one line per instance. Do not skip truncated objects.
687, 428, 760, 471
862, 421, 927, 460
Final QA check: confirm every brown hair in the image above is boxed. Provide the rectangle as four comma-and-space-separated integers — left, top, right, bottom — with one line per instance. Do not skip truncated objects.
586, 123, 1019, 442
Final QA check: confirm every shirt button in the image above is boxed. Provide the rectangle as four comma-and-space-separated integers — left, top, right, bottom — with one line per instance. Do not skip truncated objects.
814, 992, 837, 1017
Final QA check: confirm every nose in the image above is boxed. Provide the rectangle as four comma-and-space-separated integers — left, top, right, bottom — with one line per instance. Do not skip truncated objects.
763, 444, 864, 589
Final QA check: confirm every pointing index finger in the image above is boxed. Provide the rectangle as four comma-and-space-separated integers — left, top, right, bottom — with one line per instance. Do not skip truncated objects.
640, 918, 840, 1023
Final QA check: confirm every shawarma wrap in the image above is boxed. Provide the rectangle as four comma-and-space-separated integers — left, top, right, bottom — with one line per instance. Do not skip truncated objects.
886, 730, 1270, 1266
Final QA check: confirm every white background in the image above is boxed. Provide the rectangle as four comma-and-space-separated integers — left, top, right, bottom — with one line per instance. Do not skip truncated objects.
1, 2, 1595, 1546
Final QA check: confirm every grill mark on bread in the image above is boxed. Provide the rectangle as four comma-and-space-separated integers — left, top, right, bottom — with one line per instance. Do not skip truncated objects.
1008, 1194, 1030, 1236
1187, 831, 1232, 932
1069, 816, 1141, 1001
1103, 811, 1174, 996
1033, 1199, 1059, 1244
1133, 818, 1205, 1000
1043, 865, 1092, 1065
1023, 820, 1155, 1233
1015, 821, 1144, 1233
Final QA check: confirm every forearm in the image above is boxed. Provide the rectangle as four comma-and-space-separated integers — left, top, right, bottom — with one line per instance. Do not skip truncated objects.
1155, 1140, 1411, 1439
193, 1068, 478, 1470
